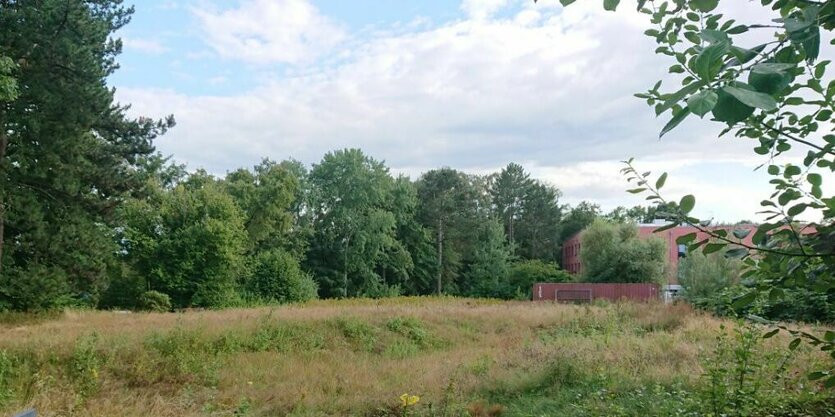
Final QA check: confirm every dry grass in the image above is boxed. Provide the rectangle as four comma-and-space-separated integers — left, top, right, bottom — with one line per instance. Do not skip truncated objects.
0, 297, 831, 416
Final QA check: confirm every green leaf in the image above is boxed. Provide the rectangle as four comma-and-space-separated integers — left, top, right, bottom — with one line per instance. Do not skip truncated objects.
559, 0, 577, 5
627, 188, 647, 194
656, 172, 668, 189
695, 42, 729, 81
825, 331, 835, 342
726, 25, 748, 35
763, 329, 780, 339
699, 29, 729, 44
712, 88, 754, 123
656, 82, 704, 115
687, 90, 718, 117
732, 291, 757, 309
703, 242, 726, 254
784, 165, 801, 177
722, 85, 778, 111
751, 63, 795, 74
728, 44, 767, 66
808, 173, 823, 186
767, 165, 779, 175
690, 0, 718, 13
660, 108, 691, 138
676, 232, 697, 244
789, 337, 802, 351
725, 247, 748, 258
603, 0, 620, 11
679, 194, 695, 214
803, 27, 820, 63
749, 64, 794, 95
809, 371, 828, 381
787, 203, 807, 217
824, 375, 835, 388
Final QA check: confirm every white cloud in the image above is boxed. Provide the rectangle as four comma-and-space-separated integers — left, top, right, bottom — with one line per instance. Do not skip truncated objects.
462, 0, 511, 19
116, 1, 820, 221
193, 0, 346, 64
122, 37, 168, 54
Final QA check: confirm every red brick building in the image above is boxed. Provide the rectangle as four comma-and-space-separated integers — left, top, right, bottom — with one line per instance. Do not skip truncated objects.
561, 222, 758, 284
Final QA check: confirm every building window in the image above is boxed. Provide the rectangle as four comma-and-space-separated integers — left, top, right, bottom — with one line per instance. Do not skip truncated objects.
677, 244, 687, 258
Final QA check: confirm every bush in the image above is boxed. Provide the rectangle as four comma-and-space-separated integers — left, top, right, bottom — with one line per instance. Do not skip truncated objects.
0, 264, 72, 311
99, 264, 146, 310
678, 251, 741, 301
694, 285, 835, 324
508, 260, 571, 299
247, 249, 317, 304
580, 220, 666, 284
138, 291, 172, 312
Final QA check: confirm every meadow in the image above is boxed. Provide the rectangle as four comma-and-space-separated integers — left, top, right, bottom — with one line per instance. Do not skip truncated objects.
0, 297, 832, 417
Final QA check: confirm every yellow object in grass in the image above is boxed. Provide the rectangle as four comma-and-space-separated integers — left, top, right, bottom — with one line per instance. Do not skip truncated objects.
399, 393, 420, 407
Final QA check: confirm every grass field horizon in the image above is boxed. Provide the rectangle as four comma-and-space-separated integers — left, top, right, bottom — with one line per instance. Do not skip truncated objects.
1, 297, 833, 416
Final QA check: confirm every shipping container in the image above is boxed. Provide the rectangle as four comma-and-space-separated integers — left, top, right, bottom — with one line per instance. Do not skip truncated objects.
532, 283, 659, 302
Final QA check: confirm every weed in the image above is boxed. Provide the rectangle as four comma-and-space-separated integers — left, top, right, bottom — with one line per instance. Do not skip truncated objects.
334, 317, 377, 352
248, 320, 325, 353
69, 333, 101, 401
0, 350, 11, 407
386, 316, 430, 347
145, 327, 220, 386
384, 340, 420, 359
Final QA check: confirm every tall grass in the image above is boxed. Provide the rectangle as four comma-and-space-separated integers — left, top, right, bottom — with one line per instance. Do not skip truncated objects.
0, 298, 831, 416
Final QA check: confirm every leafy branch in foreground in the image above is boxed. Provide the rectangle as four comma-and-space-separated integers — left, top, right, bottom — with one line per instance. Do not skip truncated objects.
621, 158, 835, 387
542, 0, 835, 387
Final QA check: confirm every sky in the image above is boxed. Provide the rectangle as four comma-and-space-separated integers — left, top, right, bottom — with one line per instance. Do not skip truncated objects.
111, 0, 832, 223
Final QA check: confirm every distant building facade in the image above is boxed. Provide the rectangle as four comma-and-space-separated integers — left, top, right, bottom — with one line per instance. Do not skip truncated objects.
561, 222, 758, 285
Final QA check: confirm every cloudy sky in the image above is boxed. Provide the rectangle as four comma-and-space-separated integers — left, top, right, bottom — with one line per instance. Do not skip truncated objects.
111, 0, 829, 222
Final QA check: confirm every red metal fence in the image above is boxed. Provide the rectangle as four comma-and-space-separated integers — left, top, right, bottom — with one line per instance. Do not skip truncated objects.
532, 283, 659, 302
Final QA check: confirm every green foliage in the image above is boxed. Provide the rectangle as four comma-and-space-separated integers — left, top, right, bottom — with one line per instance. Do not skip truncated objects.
678, 251, 742, 301
306, 149, 403, 298
508, 260, 571, 299
0, 350, 11, 407
0, 0, 174, 310
559, 201, 600, 244
0, 55, 17, 102
224, 159, 299, 253
462, 219, 514, 298
334, 317, 378, 352
0, 264, 72, 311
70, 334, 101, 401
579, 220, 666, 283
417, 168, 483, 294
119, 176, 248, 308
386, 316, 431, 348
490, 163, 564, 263
595, 0, 835, 382
247, 249, 317, 304
138, 290, 172, 312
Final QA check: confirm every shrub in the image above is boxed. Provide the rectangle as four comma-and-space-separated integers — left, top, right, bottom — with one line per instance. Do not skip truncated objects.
247, 249, 318, 304
0, 264, 72, 311
580, 220, 666, 284
99, 264, 146, 310
138, 290, 172, 312
678, 251, 741, 301
70, 334, 101, 401
508, 260, 571, 299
